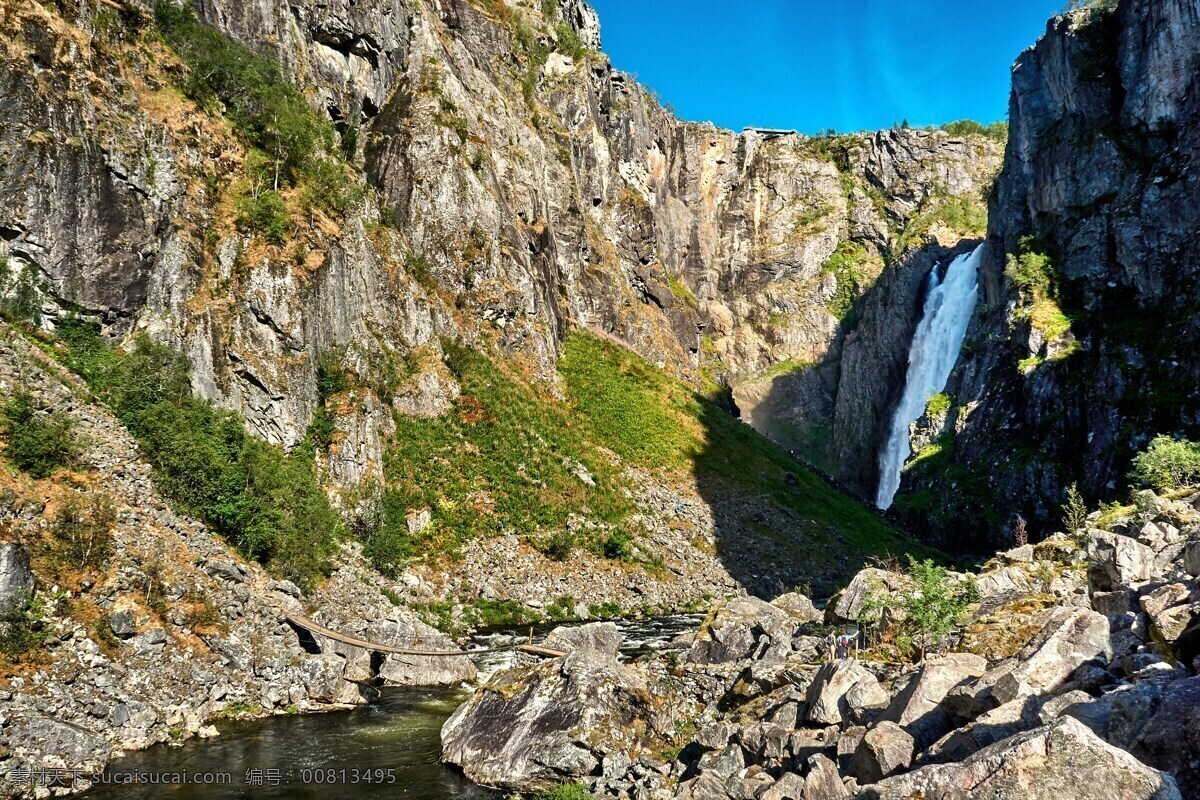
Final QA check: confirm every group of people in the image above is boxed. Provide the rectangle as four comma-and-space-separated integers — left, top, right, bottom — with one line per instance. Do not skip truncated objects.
824, 630, 857, 661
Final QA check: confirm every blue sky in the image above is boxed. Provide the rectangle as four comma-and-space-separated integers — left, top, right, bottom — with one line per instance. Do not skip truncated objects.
587, 0, 1063, 133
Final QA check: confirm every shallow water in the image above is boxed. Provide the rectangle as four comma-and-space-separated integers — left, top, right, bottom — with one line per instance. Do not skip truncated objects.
84, 615, 701, 799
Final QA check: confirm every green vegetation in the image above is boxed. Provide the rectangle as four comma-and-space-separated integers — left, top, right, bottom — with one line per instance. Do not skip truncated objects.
1, 390, 76, 478
0, 592, 48, 661
369, 341, 632, 575
1061, 482, 1089, 535
940, 119, 1009, 142
560, 332, 923, 558
1130, 435, 1200, 490
153, 2, 360, 222
235, 190, 290, 244
1064, 0, 1119, 18
53, 321, 341, 588
416, 598, 540, 633
535, 783, 593, 800
821, 240, 869, 321
862, 556, 980, 659
1004, 239, 1054, 294
925, 392, 953, 418
894, 195, 987, 257
0, 259, 44, 326
51, 491, 116, 571
1005, 237, 1077, 360
371, 330, 925, 577
554, 21, 586, 62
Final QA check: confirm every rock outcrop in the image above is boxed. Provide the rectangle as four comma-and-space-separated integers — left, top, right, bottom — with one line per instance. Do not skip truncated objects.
896, 0, 1200, 547
440, 649, 671, 791
860, 717, 1181, 800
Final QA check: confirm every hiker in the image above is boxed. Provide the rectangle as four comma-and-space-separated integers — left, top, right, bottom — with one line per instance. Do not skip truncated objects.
836, 631, 850, 660
824, 631, 837, 661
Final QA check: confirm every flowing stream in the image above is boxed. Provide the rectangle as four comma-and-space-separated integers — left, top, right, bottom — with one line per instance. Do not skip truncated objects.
83, 615, 701, 799
875, 245, 983, 510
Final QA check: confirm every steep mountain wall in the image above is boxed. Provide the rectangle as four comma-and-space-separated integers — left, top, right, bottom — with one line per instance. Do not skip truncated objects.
893, 0, 1200, 548
0, 0, 1000, 501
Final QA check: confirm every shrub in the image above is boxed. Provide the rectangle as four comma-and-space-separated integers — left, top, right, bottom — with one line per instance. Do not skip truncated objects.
940, 119, 1008, 142
362, 491, 417, 577
0, 592, 47, 660
554, 21, 586, 61
236, 191, 290, 244
1130, 435, 1200, 490
542, 529, 575, 561
51, 492, 116, 570
1061, 482, 1089, 534
600, 530, 632, 560
1, 391, 76, 478
1004, 238, 1054, 294
863, 556, 979, 659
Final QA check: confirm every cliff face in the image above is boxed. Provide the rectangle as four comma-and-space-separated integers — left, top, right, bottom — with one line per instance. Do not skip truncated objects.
894, 0, 1200, 548
0, 0, 1000, 500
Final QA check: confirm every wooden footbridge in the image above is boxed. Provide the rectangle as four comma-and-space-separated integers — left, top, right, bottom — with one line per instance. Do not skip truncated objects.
285, 614, 569, 658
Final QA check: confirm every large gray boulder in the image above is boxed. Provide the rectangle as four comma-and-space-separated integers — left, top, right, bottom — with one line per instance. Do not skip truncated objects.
441, 650, 670, 791
945, 606, 1110, 717
1183, 539, 1200, 577
826, 569, 912, 625
991, 606, 1111, 704
851, 721, 914, 784
0, 709, 111, 773
770, 592, 822, 624
688, 596, 796, 664
1088, 531, 1158, 592
876, 652, 987, 748
803, 753, 849, 799
543, 621, 622, 657
860, 717, 1181, 800
805, 661, 889, 726
1132, 676, 1200, 800
0, 541, 34, 615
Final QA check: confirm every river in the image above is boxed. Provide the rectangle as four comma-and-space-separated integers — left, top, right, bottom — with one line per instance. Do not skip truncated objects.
84, 615, 702, 799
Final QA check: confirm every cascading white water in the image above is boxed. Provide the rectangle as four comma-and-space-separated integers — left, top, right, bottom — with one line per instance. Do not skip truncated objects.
875, 245, 983, 510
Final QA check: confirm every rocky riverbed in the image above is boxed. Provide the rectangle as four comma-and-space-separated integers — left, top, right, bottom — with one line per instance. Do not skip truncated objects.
440, 491, 1200, 800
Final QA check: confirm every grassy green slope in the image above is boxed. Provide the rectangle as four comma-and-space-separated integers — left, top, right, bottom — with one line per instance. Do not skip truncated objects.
376, 329, 935, 589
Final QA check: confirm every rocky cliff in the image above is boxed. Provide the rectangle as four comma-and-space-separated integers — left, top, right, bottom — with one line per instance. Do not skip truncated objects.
891, 0, 1200, 549
0, 0, 1001, 505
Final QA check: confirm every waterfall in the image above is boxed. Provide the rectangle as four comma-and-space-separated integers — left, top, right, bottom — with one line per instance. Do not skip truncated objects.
875, 245, 983, 510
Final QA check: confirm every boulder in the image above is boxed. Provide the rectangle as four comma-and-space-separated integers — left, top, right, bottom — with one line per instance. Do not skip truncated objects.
0, 710, 111, 773
0, 541, 34, 615
802, 753, 848, 799
1183, 539, 1200, 577
862, 717, 1181, 800
922, 695, 1043, 764
441, 650, 669, 791
851, 721, 913, 784
300, 653, 349, 704
370, 619, 477, 686
806, 661, 889, 726
108, 610, 136, 639
759, 772, 806, 800
1088, 531, 1157, 592
771, 592, 822, 624
948, 606, 1111, 717
688, 597, 796, 664
543, 621, 622, 657
991, 606, 1111, 704
1133, 676, 1200, 800
826, 569, 912, 625
876, 652, 987, 748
